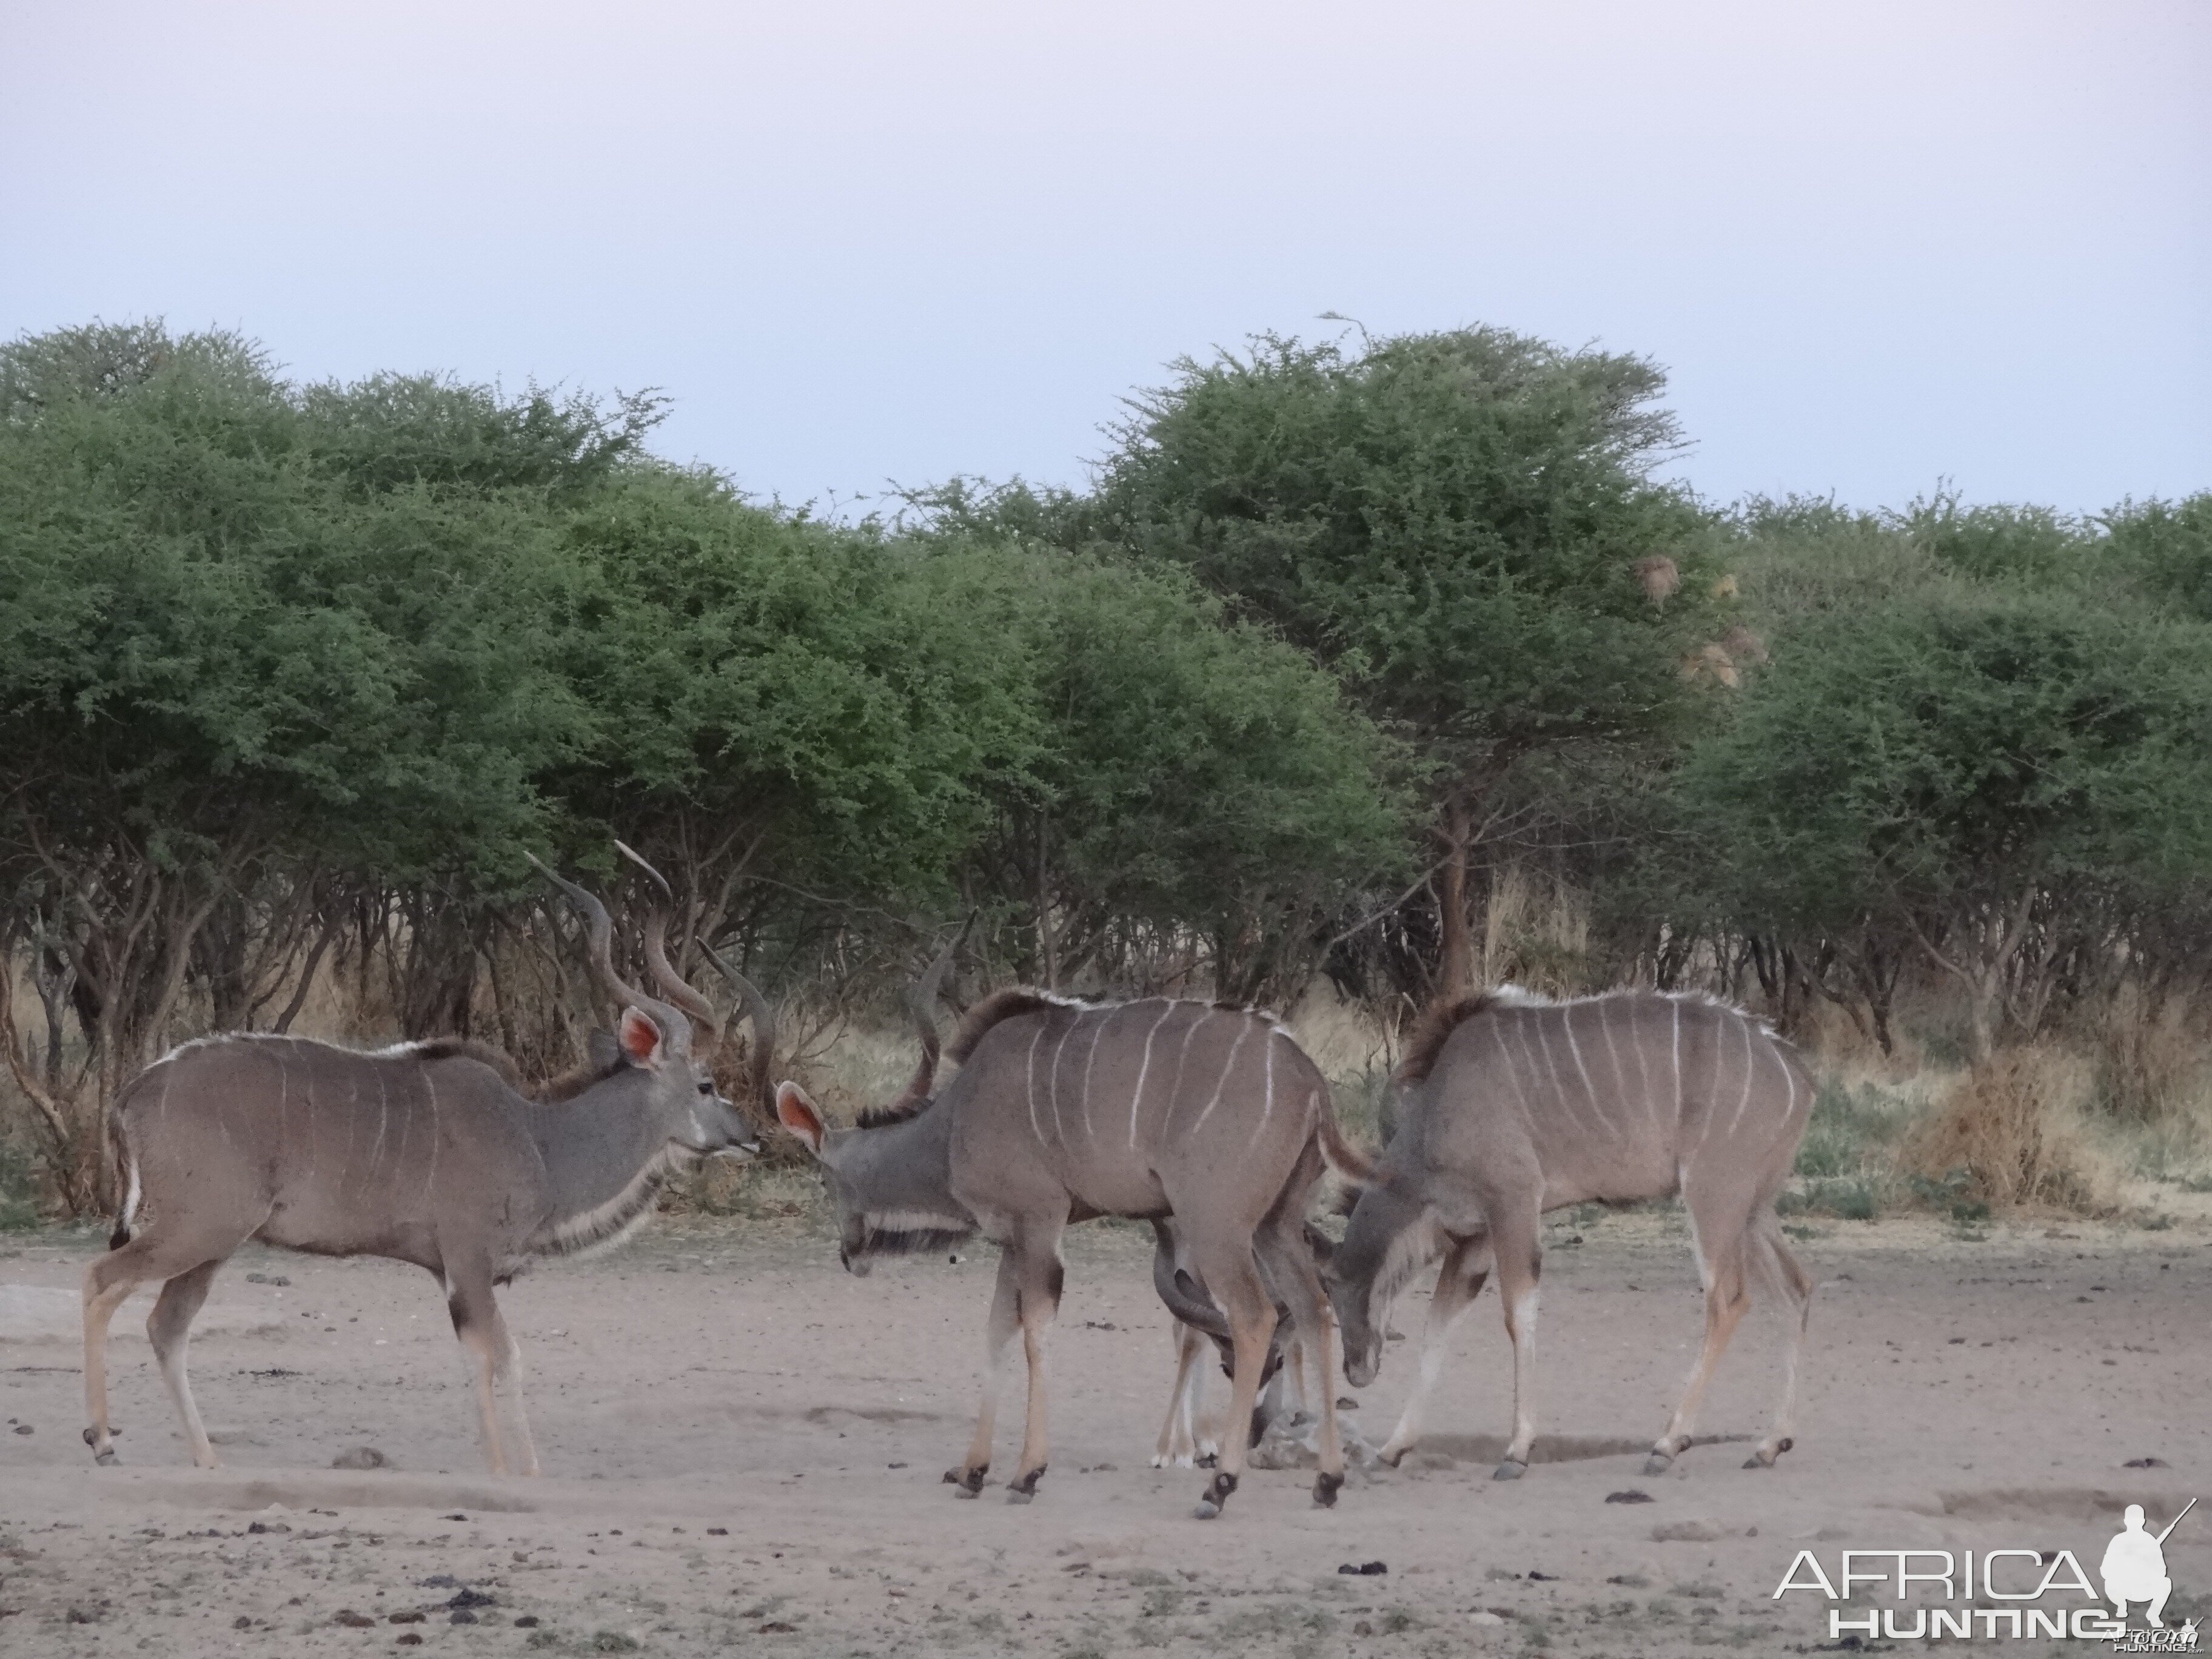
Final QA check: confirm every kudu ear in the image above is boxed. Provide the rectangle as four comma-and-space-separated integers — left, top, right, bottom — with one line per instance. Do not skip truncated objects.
617, 1007, 666, 1067
776, 1081, 827, 1155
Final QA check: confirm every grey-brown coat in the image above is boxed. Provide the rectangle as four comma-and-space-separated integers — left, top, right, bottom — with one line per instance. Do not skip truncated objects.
1328, 987, 1815, 1479
79, 862, 767, 1475
777, 987, 1369, 1518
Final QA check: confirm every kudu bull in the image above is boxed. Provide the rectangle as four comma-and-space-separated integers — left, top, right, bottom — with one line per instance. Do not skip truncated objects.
776, 958, 1370, 1518
1328, 988, 1815, 1481
80, 853, 772, 1474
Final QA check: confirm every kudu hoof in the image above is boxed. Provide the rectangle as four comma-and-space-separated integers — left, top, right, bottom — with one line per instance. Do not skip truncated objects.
944, 1466, 987, 1497
1642, 1450, 1676, 1476
1007, 1466, 1044, 1503
1313, 1470, 1344, 1509
1194, 1470, 1238, 1519
1743, 1436, 1792, 1469
1492, 1460, 1527, 1482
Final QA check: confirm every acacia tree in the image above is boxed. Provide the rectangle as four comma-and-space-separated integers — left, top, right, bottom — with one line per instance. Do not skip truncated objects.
950, 545, 1407, 1002
1675, 589, 2212, 1064
1091, 328, 1717, 993
0, 325, 592, 1202
542, 466, 1046, 1014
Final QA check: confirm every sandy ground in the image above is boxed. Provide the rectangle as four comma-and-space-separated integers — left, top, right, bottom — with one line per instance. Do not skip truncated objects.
2, 1202, 2207, 1658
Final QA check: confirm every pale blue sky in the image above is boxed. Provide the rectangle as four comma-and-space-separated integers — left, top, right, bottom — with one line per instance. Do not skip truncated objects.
4, 1, 2205, 514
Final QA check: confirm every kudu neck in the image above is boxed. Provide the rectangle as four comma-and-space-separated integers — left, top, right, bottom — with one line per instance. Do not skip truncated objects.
836, 1103, 959, 1208
526, 1070, 685, 1236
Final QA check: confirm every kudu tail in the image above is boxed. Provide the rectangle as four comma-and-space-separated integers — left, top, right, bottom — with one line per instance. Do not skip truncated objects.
1315, 1102, 1376, 1187
107, 1120, 141, 1250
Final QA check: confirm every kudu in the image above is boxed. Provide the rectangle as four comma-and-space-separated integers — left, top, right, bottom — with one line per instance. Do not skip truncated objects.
776, 958, 1370, 1518
1327, 988, 1815, 1481
79, 854, 772, 1475
1148, 1219, 1335, 1468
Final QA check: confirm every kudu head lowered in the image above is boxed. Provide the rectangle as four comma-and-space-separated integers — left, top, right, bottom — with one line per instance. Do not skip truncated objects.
529, 850, 766, 1162
773, 934, 965, 1276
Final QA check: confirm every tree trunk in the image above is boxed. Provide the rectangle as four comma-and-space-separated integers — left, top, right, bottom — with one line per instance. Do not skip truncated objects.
1436, 797, 1474, 996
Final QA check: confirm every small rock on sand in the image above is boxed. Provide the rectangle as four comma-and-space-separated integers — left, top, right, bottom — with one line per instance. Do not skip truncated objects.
1470, 1610, 1506, 1626
331, 1446, 388, 1470
1651, 1519, 1726, 1543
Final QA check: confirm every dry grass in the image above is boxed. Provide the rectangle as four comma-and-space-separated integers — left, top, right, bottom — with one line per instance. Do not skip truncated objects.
1481, 862, 1595, 994
1900, 1046, 2119, 1214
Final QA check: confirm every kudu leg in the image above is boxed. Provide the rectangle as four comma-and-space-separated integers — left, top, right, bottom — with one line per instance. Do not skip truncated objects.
1644, 1210, 1753, 1476
81, 1255, 147, 1467
1257, 1224, 1347, 1507
1488, 1203, 1544, 1480
445, 1270, 515, 1476
1153, 1322, 1209, 1469
1185, 1245, 1276, 1520
491, 1308, 543, 1478
147, 1261, 223, 1470
947, 1252, 1022, 1495
1006, 1245, 1066, 1502
1378, 1233, 1492, 1468
1743, 1212, 1813, 1469
83, 1234, 215, 1467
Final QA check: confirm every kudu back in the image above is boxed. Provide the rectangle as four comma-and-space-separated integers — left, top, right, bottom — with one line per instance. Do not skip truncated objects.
777, 973, 1370, 1519
1328, 987, 1815, 1480
79, 854, 771, 1475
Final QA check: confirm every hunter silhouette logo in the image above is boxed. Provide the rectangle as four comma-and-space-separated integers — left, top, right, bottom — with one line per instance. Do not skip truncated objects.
1774, 1497, 2200, 1646
2103, 1499, 2194, 1639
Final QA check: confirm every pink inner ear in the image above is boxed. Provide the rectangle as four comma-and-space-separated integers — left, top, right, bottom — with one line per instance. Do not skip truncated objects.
776, 1083, 822, 1141
619, 1008, 662, 1064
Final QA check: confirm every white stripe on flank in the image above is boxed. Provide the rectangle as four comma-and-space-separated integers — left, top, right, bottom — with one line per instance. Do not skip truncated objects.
1163, 1008, 1212, 1136
1597, 997, 1627, 1101
1187, 1019, 1253, 1136
1253, 1030, 1278, 1144
1618, 997, 1657, 1130
1025, 1022, 1047, 1145
1045, 1018, 1074, 1147
1671, 998, 1683, 1125
370, 1067, 389, 1179
1532, 1014, 1571, 1122
1129, 1002, 1176, 1147
1491, 1016, 1533, 1117
1706, 1006, 1726, 1114
1727, 1014, 1757, 1138
422, 1062, 441, 1198
1078, 1005, 1114, 1142
1773, 1037, 1798, 1119
1561, 1004, 1609, 1128
274, 1045, 290, 1153
390, 1062, 411, 1176
1512, 1017, 1547, 1117
336, 1072, 358, 1191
